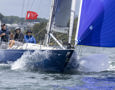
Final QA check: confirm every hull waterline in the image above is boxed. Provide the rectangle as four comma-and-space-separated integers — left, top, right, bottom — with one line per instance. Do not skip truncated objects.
0, 49, 74, 72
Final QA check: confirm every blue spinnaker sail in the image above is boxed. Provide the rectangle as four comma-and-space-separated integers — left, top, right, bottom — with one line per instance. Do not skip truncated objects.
77, 0, 115, 47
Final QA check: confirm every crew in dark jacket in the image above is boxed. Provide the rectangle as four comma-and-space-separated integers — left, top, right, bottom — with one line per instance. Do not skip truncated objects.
14, 27, 24, 42
0, 24, 10, 42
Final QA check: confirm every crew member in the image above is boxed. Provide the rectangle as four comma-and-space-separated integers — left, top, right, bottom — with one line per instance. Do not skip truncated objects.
14, 27, 24, 42
24, 30, 36, 44
0, 24, 10, 42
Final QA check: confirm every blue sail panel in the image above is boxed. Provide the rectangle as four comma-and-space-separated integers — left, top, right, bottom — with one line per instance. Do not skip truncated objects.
77, 0, 115, 47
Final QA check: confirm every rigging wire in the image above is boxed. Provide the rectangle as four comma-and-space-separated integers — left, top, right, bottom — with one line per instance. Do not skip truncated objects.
29, 0, 36, 11
26, 0, 30, 11
24, 0, 40, 23
23, 0, 29, 18
23, 0, 27, 18
21, 0, 26, 17
29, 0, 35, 22
24, 0, 31, 22
25, 0, 40, 16
35, 0, 41, 9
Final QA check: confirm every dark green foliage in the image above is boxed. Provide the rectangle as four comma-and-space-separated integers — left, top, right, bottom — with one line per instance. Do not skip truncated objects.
0, 13, 4, 21
25, 18, 48, 23
32, 22, 47, 43
2, 16, 25, 24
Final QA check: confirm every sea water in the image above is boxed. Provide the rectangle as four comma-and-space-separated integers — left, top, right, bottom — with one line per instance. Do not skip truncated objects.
0, 46, 115, 90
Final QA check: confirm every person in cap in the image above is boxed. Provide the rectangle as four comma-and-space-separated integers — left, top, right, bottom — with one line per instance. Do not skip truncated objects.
8, 27, 24, 48
24, 30, 36, 44
0, 24, 10, 42
14, 27, 24, 42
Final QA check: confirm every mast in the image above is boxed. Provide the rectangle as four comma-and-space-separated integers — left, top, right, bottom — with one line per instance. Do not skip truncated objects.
75, 0, 83, 46
45, 0, 55, 46
68, 0, 76, 44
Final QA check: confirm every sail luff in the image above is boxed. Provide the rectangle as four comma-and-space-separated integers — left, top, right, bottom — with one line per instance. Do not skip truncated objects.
45, 0, 55, 46
75, 0, 83, 46
68, 0, 76, 44
46, 0, 65, 49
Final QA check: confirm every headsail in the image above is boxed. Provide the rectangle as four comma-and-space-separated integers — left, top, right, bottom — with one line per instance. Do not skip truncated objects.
51, 0, 72, 33
76, 0, 115, 47
46, 0, 75, 48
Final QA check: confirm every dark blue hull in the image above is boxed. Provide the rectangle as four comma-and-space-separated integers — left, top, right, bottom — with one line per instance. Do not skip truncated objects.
0, 49, 75, 72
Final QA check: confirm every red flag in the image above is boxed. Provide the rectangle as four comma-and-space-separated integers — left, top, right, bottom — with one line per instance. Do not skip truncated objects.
26, 11, 38, 20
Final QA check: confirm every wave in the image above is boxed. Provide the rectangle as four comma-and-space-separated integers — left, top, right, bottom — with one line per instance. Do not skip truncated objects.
11, 50, 51, 71
78, 54, 109, 72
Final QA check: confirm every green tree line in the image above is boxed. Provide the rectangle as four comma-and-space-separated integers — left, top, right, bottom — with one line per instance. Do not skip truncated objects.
0, 13, 47, 24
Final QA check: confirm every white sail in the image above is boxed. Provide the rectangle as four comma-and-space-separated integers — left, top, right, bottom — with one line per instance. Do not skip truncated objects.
46, 0, 76, 48
51, 0, 72, 33
51, 25, 68, 34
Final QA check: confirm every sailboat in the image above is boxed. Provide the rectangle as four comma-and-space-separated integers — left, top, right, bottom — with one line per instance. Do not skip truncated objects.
0, 0, 77, 72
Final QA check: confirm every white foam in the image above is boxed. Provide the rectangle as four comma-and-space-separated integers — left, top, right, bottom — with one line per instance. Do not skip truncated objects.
78, 54, 109, 72
10, 43, 57, 50
11, 50, 51, 70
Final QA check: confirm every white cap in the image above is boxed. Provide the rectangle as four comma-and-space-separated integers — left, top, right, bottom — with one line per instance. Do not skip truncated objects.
15, 27, 21, 30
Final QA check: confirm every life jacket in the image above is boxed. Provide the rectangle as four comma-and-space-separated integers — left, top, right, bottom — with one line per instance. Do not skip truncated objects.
24, 35, 36, 43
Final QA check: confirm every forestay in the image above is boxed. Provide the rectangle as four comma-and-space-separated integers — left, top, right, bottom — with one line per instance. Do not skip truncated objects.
51, 0, 72, 34
76, 0, 115, 47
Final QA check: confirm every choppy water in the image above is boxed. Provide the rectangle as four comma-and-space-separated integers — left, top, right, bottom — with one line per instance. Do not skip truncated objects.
0, 46, 115, 90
